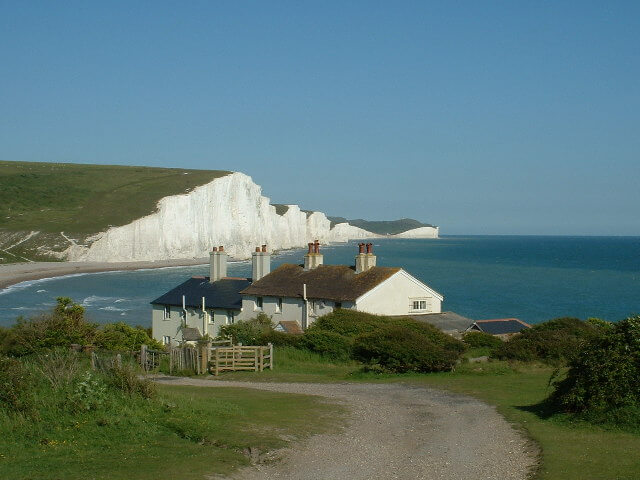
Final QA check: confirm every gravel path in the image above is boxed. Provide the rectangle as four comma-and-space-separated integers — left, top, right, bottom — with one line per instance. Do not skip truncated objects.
154, 377, 538, 480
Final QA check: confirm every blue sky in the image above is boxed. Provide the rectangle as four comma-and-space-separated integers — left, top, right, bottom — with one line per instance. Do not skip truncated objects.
1, 1, 638, 235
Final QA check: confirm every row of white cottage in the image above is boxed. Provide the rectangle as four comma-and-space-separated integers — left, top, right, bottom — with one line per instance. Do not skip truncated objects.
152, 242, 443, 345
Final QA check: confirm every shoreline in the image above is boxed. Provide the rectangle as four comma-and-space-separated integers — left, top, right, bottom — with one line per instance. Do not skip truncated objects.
0, 258, 210, 291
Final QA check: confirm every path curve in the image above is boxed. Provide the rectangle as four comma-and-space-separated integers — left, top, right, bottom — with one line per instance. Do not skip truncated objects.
154, 377, 537, 480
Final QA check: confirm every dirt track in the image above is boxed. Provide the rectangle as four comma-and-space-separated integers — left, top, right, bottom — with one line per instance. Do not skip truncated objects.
154, 377, 537, 480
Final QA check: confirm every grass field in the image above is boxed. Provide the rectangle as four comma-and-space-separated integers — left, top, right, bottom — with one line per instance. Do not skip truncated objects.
0, 383, 342, 480
218, 347, 640, 480
0, 161, 230, 234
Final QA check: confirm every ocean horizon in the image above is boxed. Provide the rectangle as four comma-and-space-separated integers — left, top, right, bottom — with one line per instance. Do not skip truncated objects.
1, 235, 638, 328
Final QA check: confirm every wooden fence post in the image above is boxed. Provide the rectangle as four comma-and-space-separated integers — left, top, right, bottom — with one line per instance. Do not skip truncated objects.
140, 344, 147, 373
269, 343, 273, 370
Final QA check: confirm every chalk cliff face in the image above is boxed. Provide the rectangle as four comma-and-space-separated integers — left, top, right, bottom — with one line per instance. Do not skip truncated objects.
64, 172, 377, 262
392, 226, 440, 238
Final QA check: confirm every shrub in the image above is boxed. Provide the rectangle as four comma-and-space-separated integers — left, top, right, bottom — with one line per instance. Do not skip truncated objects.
0, 355, 36, 416
34, 349, 83, 389
95, 322, 163, 351
299, 330, 353, 360
463, 331, 503, 350
550, 316, 640, 414
1, 297, 97, 356
105, 363, 156, 399
308, 309, 385, 338
260, 330, 302, 347
353, 324, 462, 373
218, 313, 273, 345
72, 371, 108, 411
493, 317, 600, 364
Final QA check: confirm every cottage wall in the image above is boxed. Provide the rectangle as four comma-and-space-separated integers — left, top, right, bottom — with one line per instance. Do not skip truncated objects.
239, 295, 355, 327
355, 271, 442, 316
152, 304, 239, 344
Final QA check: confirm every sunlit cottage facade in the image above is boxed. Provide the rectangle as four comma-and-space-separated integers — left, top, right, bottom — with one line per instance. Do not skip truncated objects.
151, 242, 443, 345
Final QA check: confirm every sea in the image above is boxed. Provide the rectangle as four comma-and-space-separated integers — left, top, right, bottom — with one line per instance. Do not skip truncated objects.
1, 236, 639, 328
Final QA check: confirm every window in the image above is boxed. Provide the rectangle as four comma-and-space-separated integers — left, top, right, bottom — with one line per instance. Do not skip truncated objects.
411, 299, 429, 311
163, 305, 170, 319
276, 297, 283, 313
162, 335, 171, 345
256, 297, 263, 310
309, 300, 318, 316
335, 302, 342, 310
227, 310, 235, 324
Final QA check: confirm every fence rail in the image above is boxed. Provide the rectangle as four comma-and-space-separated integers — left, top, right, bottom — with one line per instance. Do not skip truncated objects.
210, 344, 273, 376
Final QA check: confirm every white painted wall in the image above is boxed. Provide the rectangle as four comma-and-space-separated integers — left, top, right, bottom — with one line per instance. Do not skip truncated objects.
355, 270, 442, 316
152, 304, 238, 344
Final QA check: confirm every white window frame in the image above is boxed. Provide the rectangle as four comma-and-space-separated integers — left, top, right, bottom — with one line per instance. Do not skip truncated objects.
276, 297, 283, 313
255, 297, 263, 311
410, 298, 429, 312
163, 305, 171, 320
162, 335, 171, 345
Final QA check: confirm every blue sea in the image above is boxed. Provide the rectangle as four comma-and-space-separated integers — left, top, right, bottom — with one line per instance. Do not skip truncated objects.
1, 236, 639, 327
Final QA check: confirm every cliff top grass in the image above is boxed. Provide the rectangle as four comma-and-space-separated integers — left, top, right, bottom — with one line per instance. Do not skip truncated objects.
327, 217, 436, 234
0, 161, 230, 235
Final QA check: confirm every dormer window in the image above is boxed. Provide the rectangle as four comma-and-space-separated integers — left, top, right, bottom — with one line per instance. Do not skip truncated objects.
411, 299, 429, 311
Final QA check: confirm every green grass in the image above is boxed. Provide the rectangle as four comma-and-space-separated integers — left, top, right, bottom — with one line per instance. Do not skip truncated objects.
0, 161, 230, 234
215, 349, 640, 480
0, 383, 342, 480
326, 216, 435, 233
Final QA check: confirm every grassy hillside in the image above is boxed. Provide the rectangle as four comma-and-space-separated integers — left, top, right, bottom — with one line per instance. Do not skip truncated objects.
327, 217, 435, 234
0, 161, 230, 234
0, 161, 230, 263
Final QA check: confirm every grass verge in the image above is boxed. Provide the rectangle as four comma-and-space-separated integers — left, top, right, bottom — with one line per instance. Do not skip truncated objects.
0, 381, 342, 480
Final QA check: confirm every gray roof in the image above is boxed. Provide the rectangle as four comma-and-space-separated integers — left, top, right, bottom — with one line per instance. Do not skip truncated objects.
406, 311, 474, 332
469, 319, 531, 335
181, 327, 202, 341
151, 276, 250, 310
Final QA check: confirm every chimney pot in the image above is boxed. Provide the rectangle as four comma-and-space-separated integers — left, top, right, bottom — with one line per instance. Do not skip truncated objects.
219, 246, 224, 252
308, 243, 314, 253
366, 243, 373, 254
358, 243, 365, 254
314, 240, 320, 254
255, 246, 261, 252
212, 246, 218, 252
262, 244, 267, 252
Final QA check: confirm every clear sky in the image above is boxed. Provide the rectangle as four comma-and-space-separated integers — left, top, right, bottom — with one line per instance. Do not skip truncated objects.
1, 1, 638, 235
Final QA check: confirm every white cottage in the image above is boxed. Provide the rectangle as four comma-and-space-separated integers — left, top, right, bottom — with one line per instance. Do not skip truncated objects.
239, 242, 442, 329
152, 242, 443, 344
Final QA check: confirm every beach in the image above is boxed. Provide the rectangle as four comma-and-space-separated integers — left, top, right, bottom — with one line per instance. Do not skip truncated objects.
0, 258, 208, 291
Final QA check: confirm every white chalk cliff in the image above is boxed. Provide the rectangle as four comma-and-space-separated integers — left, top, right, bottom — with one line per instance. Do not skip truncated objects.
64, 172, 379, 262
392, 226, 440, 238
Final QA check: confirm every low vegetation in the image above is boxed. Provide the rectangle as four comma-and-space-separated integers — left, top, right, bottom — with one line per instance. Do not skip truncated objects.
326, 216, 435, 234
0, 297, 163, 356
219, 309, 465, 373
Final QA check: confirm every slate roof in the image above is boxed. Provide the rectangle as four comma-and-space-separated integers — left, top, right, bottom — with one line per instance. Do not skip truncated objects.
406, 311, 474, 332
182, 327, 203, 341
275, 321, 304, 335
469, 318, 531, 335
240, 264, 401, 302
150, 276, 251, 310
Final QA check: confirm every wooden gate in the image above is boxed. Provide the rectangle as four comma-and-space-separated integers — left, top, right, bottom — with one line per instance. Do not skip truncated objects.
210, 344, 273, 376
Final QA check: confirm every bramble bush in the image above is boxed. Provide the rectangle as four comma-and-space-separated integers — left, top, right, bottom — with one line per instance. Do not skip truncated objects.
218, 313, 274, 345
492, 317, 601, 364
463, 331, 503, 350
299, 330, 353, 360
550, 316, 640, 415
353, 323, 463, 373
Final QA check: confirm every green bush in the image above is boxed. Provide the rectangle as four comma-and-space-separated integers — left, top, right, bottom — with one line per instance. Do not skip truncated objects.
218, 313, 273, 345
1, 297, 97, 356
95, 322, 163, 351
0, 355, 36, 416
308, 309, 385, 337
260, 330, 302, 347
550, 316, 640, 414
299, 330, 353, 360
493, 317, 600, 364
463, 331, 503, 350
353, 323, 463, 373
105, 363, 156, 399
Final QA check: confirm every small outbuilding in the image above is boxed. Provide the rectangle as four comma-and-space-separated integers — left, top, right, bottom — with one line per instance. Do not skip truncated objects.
466, 318, 531, 339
